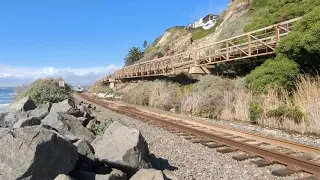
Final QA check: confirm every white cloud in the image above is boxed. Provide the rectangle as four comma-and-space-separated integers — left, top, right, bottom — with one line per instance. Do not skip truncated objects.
0, 64, 121, 87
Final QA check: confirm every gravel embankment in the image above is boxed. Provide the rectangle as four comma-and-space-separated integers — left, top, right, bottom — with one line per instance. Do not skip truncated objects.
75, 95, 310, 180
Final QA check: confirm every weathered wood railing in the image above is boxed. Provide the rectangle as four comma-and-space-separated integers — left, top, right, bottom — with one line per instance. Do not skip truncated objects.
112, 17, 300, 79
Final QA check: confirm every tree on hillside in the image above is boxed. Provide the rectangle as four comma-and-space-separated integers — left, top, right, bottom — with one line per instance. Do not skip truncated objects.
124, 47, 144, 66
143, 40, 148, 49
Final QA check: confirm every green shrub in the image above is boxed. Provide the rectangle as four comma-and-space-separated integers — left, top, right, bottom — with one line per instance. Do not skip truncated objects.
19, 78, 71, 105
266, 106, 304, 124
277, 7, 320, 71
91, 118, 114, 135
249, 102, 263, 124
245, 0, 319, 32
245, 56, 300, 94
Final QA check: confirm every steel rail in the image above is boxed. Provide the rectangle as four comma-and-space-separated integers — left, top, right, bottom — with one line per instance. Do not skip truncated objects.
78, 93, 320, 177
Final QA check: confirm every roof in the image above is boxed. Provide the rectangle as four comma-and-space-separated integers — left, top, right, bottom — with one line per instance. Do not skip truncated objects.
204, 14, 219, 19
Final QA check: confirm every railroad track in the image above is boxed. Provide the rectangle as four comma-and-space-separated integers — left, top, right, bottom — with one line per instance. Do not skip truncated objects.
77, 93, 320, 180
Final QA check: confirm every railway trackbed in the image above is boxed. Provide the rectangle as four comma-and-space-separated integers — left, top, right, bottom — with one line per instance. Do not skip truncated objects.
77, 93, 320, 180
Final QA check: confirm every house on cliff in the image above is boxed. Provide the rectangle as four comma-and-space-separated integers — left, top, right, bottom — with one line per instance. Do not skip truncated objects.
189, 14, 219, 30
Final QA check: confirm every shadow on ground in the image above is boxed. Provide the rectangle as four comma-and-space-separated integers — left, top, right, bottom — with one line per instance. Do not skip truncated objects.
149, 153, 178, 171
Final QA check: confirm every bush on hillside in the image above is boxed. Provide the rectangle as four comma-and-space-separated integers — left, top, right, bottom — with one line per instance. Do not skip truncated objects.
91, 85, 113, 94
180, 76, 236, 118
245, 56, 299, 94
245, 0, 319, 32
277, 7, 320, 71
122, 81, 153, 106
122, 80, 181, 110
266, 106, 304, 124
148, 81, 180, 110
249, 102, 263, 124
19, 78, 71, 105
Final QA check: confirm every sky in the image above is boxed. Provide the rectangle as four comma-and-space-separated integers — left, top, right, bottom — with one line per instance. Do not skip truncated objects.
0, 0, 229, 87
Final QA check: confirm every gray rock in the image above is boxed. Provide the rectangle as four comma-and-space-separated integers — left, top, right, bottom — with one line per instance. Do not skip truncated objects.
74, 139, 99, 171
28, 102, 52, 120
130, 169, 168, 180
42, 112, 95, 142
13, 116, 41, 128
0, 109, 29, 128
50, 99, 76, 114
77, 117, 91, 126
86, 119, 98, 130
8, 96, 36, 112
70, 169, 127, 180
163, 170, 180, 180
55, 174, 75, 180
79, 105, 92, 116
92, 121, 151, 175
0, 126, 78, 180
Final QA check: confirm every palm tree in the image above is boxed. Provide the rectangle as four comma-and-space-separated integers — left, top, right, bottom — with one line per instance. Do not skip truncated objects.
143, 40, 148, 49
124, 47, 144, 66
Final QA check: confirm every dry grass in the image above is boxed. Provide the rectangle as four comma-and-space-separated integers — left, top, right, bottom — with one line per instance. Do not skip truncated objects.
122, 80, 180, 110
294, 75, 320, 134
251, 76, 320, 134
231, 89, 252, 122
148, 81, 181, 110
119, 75, 320, 135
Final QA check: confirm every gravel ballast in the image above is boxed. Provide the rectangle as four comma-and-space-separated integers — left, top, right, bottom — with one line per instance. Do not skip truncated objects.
74, 95, 313, 180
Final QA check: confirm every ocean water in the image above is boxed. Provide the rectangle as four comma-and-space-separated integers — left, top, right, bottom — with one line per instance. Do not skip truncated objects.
0, 87, 14, 110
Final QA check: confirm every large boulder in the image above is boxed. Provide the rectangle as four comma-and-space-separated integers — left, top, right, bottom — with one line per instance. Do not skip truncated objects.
42, 113, 95, 142
70, 169, 127, 180
55, 174, 74, 180
0, 109, 29, 128
92, 121, 151, 175
74, 139, 99, 171
7, 96, 36, 112
163, 170, 180, 180
28, 102, 52, 120
130, 169, 168, 180
0, 126, 78, 180
50, 99, 76, 114
13, 116, 41, 128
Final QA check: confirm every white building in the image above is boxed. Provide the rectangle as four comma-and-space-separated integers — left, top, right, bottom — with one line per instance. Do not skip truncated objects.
189, 14, 219, 30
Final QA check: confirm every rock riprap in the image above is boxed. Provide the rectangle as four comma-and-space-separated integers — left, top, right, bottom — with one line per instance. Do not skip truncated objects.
0, 96, 176, 180
129, 169, 169, 180
0, 126, 78, 180
42, 112, 95, 142
92, 121, 152, 175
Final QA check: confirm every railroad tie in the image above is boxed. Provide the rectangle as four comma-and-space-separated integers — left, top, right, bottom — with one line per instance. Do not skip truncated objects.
217, 147, 237, 154
232, 154, 258, 161
272, 168, 298, 177
251, 159, 275, 167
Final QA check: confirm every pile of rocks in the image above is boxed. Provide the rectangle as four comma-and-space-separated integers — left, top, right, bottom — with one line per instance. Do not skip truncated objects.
0, 97, 178, 180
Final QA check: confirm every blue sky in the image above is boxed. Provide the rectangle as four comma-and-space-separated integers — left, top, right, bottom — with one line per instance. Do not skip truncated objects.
0, 0, 229, 86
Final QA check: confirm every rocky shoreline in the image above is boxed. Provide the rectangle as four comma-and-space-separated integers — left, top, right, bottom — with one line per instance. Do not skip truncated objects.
0, 97, 178, 180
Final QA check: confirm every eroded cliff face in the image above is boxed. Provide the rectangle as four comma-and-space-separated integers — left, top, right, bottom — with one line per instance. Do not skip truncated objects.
195, 0, 251, 46
140, 0, 251, 62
